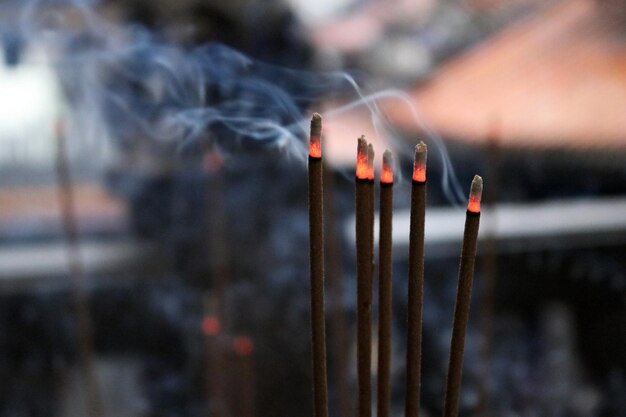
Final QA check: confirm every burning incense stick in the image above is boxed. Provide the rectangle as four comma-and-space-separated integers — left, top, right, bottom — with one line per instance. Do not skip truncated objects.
204, 153, 231, 417
205, 151, 232, 328
308, 113, 329, 417
405, 141, 427, 417
233, 336, 257, 417
442, 175, 483, 417
377, 150, 394, 417
55, 131, 103, 417
355, 136, 372, 417
203, 295, 226, 417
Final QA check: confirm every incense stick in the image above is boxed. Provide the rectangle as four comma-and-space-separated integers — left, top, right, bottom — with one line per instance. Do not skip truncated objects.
233, 337, 257, 417
204, 154, 230, 417
206, 151, 231, 327
442, 175, 483, 417
355, 137, 372, 417
55, 132, 103, 417
377, 150, 394, 417
203, 295, 225, 417
323, 164, 351, 417
477, 134, 500, 416
405, 142, 427, 417
308, 113, 329, 417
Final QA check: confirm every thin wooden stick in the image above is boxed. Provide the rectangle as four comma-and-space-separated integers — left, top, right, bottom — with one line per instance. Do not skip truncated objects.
405, 142, 427, 417
323, 163, 351, 417
355, 137, 372, 417
442, 175, 483, 417
234, 337, 257, 417
55, 132, 103, 417
204, 152, 231, 417
477, 130, 500, 417
203, 295, 226, 417
377, 150, 394, 417
308, 113, 329, 417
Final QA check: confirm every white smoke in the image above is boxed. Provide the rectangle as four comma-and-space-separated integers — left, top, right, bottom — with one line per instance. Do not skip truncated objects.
13, 0, 466, 205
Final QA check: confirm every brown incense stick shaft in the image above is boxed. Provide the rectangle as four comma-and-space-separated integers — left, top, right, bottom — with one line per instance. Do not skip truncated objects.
205, 162, 230, 417
55, 134, 103, 417
207, 160, 231, 326
442, 210, 481, 417
405, 180, 426, 417
241, 353, 257, 417
377, 180, 393, 417
309, 154, 329, 417
323, 166, 351, 417
203, 295, 226, 417
477, 137, 500, 417
356, 177, 372, 417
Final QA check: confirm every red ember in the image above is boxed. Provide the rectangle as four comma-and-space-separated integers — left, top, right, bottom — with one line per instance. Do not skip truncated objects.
310, 113, 322, 158
356, 137, 369, 179
310, 136, 321, 158
202, 316, 221, 336
381, 150, 393, 184
412, 141, 427, 183
467, 175, 483, 213
367, 144, 375, 180
233, 336, 254, 357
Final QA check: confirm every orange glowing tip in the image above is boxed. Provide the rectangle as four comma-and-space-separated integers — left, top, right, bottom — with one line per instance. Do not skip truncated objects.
356, 136, 369, 179
367, 143, 375, 180
202, 316, 221, 337
467, 175, 483, 213
309, 113, 322, 158
412, 141, 427, 182
233, 336, 254, 357
381, 150, 394, 184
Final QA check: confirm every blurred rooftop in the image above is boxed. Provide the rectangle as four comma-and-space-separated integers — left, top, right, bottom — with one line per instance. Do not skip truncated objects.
387, 0, 626, 150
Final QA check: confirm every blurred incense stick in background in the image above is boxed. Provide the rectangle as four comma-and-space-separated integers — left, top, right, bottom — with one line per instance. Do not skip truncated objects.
478, 129, 501, 416
55, 130, 103, 417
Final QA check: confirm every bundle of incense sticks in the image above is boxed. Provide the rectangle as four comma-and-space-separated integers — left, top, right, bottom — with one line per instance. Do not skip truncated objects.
307, 113, 482, 417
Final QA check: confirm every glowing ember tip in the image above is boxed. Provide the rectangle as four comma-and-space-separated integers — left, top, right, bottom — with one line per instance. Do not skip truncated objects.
367, 144, 375, 180
412, 141, 427, 182
381, 150, 393, 184
468, 175, 483, 213
233, 336, 254, 357
202, 316, 221, 336
356, 136, 369, 179
309, 113, 322, 158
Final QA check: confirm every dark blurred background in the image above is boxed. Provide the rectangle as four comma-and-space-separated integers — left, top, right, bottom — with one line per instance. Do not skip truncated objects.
0, 0, 625, 416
